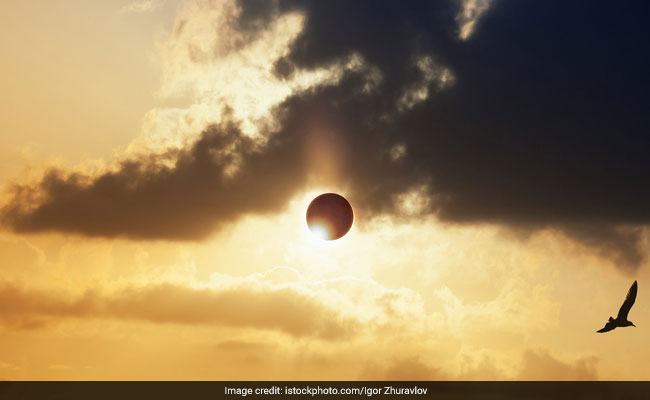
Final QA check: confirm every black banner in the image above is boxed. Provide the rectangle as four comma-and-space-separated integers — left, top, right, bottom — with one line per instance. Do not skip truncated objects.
1, 381, 649, 400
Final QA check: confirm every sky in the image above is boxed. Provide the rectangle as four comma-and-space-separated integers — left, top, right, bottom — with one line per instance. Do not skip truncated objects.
0, 0, 649, 380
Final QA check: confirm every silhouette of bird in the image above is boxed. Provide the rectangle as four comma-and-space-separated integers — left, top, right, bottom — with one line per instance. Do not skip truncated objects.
597, 281, 637, 333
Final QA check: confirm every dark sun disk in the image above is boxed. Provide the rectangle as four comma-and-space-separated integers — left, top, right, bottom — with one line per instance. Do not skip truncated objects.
306, 193, 354, 240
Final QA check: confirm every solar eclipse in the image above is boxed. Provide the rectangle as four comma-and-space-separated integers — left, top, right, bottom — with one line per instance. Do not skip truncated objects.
306, 193, 354, 240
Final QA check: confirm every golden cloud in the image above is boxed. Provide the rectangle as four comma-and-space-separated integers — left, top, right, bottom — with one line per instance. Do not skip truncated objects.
0, 281, 356, 340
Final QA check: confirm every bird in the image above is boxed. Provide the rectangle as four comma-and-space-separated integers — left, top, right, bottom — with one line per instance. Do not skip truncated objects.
597, 281, 637, 333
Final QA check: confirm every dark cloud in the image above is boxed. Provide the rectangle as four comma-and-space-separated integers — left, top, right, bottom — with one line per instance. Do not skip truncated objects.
1, 120, 307, 240
3, 1, 650, 268
253, 0, 650, 268
0, 282, 355, 339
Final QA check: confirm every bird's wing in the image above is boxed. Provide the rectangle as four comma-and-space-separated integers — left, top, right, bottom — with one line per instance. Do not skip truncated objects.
597, 320, 616, 333
616, 281, 637, 320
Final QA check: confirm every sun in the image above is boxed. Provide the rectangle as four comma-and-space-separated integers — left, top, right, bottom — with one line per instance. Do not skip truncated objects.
306, 193, 354, 240
309, 224, 330, 241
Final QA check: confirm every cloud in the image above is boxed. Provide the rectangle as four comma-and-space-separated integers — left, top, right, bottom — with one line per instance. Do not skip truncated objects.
0, 280, 355, 339
233, 0, 650, 269
359, 348, 598, 380
3, 1, 650, 269
433, 280, 560, 335
517, 348, 599, 380
456, 0, 493, 40
1, 121, 307, 240
359, 357, 445, 380
120, 0, 165, 14
457, 352, 509, 380
131, 0, 380, 153
453, 347, 600, 380
0, 0, 386, 241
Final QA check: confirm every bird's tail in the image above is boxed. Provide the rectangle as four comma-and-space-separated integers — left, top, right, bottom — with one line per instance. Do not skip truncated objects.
608, 316, 614, 322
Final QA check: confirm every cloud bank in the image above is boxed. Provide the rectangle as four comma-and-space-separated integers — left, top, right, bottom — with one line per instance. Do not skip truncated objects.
3, 1, 650, 268
0, 280, 354, 339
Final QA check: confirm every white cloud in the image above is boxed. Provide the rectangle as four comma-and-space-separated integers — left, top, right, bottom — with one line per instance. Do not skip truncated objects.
396, 56, 454, 112
456, 0, 493, 40
128, 0, 382, 157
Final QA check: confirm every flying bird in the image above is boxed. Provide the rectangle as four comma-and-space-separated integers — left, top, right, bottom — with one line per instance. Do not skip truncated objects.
597, 281, 637, 333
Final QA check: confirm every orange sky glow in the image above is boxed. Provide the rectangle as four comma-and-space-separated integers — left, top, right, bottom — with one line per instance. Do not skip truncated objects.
0, 0, 649, 381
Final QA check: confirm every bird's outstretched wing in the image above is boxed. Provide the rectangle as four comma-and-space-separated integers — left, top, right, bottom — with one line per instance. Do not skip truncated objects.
616, 281, 637, 320
597, 319, 617, 333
